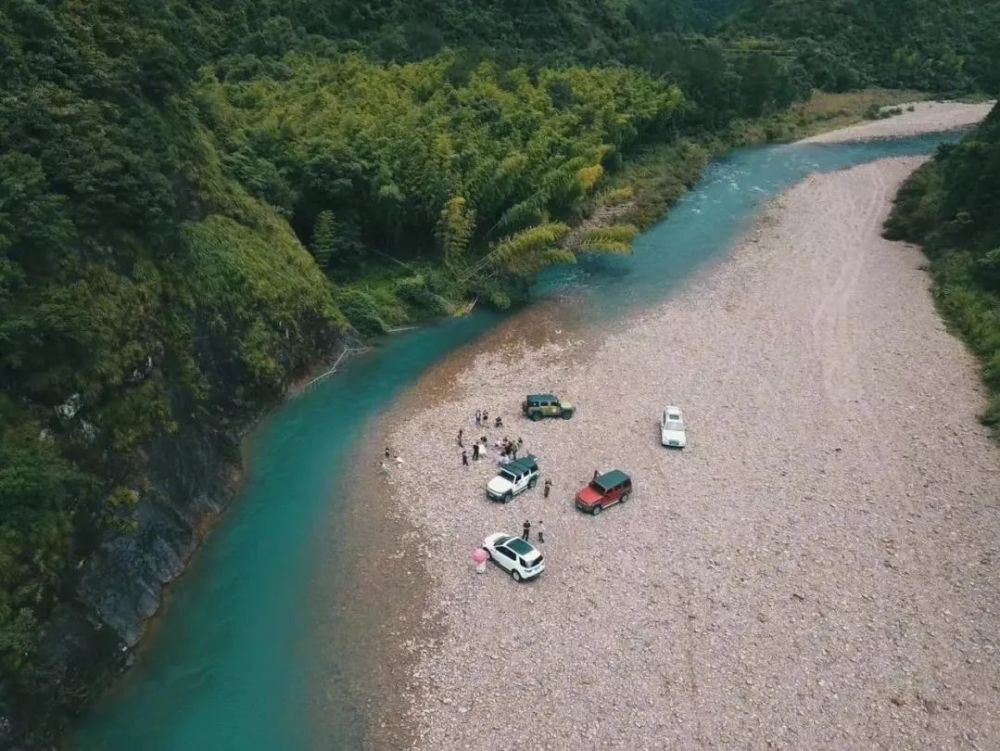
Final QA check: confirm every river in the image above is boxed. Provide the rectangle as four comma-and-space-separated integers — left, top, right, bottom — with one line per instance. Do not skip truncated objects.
73, 132, 961, 750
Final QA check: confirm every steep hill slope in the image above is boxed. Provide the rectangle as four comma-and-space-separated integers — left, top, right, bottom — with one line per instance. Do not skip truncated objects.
1, 3, 348, 745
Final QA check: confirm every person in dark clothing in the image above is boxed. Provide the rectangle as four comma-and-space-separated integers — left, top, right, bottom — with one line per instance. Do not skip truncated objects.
385, 447, 391, 459
543, 479, 552, 498
457, 429, 463, 447
472, 443, 480, 461
495, 416, 503, 428
593, 469, 599, 481
461, 450, 468, 466
537, 521, 545, 543
482, 410, 489, 424
522, 519, 531, 541
517, 436, 524, 448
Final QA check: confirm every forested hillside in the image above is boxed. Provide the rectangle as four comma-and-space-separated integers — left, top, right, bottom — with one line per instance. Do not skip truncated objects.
886, 102, 1000, 431
1, 0, 997, 746
0, 4, 350, 745
727, 0, 1000, 93
201, 54, 685, 327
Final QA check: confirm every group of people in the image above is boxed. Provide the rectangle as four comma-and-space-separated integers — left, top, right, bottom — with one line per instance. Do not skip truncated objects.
522, 519, 544, 543
381, 409, 553, 552
496, 436, 523, 464
379, 446, 404, 473
464, 410, 555, 547
458, 418, 527, 466
460, 432, 499, 465
474, 409, 502, 429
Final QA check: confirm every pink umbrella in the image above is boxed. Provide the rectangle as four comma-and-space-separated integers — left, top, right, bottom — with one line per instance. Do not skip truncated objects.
472, 547, 488, 573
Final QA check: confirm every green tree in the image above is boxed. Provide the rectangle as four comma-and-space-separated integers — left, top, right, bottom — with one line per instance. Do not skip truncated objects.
436, 196, 475, 269
311, 210, 338, 269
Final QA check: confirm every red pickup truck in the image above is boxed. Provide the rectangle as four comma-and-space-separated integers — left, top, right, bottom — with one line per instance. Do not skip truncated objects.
575, 469, 632, 515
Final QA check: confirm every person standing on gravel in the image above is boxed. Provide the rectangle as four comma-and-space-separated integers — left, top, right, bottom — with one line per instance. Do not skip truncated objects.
475, 409, 481, 427
457, 428, 463, 447
472, 443, 480, 461
537, 520, 545, 543
543, 479, 552, 498
461, 450, 468, 466
522, 520, 531, 541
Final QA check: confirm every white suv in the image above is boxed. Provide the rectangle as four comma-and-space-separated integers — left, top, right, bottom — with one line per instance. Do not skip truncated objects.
486, 455, 539, 502
661, 406, 687, 448
483, 533, 545, 582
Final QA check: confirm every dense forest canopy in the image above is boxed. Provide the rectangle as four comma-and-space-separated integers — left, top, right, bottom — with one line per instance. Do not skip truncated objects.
727, 0, 1000, 92
202, 54, 684, 277
1, 0, 998, 746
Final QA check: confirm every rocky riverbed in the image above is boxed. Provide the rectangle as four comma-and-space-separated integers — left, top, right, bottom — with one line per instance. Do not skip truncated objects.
367, 156, 1000, 749
798, 100, 994, 143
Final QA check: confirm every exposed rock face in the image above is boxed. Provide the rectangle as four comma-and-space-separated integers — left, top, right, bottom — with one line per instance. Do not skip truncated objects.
5, 331, 351, 750
76, 426, 233, 648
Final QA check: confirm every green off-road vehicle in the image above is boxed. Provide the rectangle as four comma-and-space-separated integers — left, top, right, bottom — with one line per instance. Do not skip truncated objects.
521, 394, 575, 421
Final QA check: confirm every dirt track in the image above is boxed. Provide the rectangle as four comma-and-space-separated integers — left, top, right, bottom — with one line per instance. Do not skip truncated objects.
372, 156, 1000, 750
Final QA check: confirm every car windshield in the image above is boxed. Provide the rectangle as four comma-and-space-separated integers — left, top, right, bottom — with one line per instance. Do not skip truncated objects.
507, 538, 535, 557
498, 470, 517, 482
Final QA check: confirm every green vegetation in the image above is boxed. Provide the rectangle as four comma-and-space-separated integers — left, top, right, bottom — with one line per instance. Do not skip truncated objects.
596, 88, 931, 231
886, 103, 1000, 434
201, 53, 684, 297
1, 0, 998, 744
0, 2, 348, 737
726, 0, 1000, 93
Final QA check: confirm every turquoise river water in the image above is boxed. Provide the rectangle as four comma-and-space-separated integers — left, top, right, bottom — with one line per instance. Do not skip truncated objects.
74, 133, 961, 750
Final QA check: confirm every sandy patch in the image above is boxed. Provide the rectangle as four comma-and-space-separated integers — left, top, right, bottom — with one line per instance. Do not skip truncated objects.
374, 156, 1000, 749
798, 100, 994, 143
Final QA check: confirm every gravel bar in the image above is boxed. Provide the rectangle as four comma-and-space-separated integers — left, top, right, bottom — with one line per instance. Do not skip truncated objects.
798, 100, 995, 143
367, 156, 1000, 749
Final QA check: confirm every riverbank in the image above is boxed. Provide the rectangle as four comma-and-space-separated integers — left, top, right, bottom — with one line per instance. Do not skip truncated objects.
360, 153, 1000, 747
798, 100, 995, 143
331, 90, 951, 327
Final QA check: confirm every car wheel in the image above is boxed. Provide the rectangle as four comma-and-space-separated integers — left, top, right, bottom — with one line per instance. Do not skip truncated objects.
528, 477, 537, 489
531, 412, 542, 422
511, 569, 522, 582
561, 410, 573, 419
620, 492, 630, 503
504, 491, 513, 503
592, 504, 602, 516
